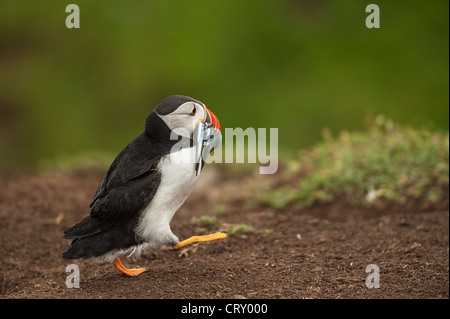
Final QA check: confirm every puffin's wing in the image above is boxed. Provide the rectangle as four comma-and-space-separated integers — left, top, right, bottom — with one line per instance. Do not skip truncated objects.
63, 140, 162, 239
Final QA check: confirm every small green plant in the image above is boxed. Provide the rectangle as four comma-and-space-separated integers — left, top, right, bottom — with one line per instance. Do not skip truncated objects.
221, 223, 273, 235
222, 223, 254, 235
213, 204, 229, 216
261, 188, 298, 210
193, 216, 272, 236
193, 216, 219, 233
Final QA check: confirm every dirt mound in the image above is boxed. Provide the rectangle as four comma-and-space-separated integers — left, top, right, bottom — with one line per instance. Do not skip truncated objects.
0, 169, 448, 298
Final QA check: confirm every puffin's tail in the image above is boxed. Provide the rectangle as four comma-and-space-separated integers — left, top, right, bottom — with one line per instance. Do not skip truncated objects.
61, 239, 88, 259
61, 214, 104, 259
61, 233, 117, 260
63, 215, 103, 240
61, 217, 140, 260
62, 214, 97, 259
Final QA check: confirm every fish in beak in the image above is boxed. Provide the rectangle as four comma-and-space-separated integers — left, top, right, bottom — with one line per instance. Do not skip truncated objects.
194, 105, 221, 175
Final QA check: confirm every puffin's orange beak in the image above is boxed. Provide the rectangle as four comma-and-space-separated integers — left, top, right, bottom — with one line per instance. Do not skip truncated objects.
204, 106, 221, 132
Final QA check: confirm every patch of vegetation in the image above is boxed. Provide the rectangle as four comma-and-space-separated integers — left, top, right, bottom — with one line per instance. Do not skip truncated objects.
221, 223, 254, 235
261, 116, 449, 209
221, 223, 273, 235
193, 215, 272, 236
193, 216, 219, 233
213, 204, 229, 216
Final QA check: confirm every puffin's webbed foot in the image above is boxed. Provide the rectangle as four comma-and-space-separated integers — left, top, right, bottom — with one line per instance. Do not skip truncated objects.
172, 232, 228, 250
113, 258, 148, 277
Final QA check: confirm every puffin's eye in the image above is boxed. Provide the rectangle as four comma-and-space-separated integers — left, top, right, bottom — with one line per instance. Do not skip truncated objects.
190, 106, 197, 116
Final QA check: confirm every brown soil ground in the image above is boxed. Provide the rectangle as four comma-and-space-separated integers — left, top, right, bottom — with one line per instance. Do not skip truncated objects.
0, 168, 448, 299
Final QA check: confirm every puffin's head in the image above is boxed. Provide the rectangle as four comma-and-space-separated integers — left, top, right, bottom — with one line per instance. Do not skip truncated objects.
149, 95, 221, 140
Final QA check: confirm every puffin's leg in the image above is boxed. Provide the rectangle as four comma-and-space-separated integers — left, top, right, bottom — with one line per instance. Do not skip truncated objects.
172, 232, 228, 250
113, 258, 148, 277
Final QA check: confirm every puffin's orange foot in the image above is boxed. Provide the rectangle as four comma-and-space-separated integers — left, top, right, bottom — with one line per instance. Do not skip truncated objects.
172, 232, 228, 250
113, 258, 148, 277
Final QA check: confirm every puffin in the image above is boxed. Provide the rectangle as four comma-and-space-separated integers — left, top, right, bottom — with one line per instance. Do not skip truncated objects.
62, 95, 227, 276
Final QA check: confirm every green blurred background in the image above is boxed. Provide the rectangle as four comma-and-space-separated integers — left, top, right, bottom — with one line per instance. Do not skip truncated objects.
0, 0, 448, 172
